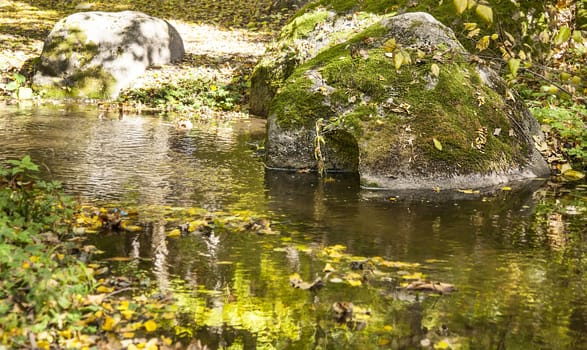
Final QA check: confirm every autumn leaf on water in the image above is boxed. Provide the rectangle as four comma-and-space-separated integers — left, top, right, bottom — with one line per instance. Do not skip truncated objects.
457, 189, 480, 194
167, 228, 181, 238
323, 263, 335, 272
432, 137, 443, 151
563, 169, 586, 180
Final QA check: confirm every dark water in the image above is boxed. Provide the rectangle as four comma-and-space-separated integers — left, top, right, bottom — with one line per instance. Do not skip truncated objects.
1, 104, 586, 349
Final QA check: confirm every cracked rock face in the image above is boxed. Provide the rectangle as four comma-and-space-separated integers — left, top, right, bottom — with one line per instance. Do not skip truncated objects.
33, 11, 184, 98
263, 11, 550, 190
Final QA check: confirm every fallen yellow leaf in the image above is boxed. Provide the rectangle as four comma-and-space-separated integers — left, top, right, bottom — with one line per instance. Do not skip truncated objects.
167, 228, 181, 238
144, 319, 158, 332
102, 316, 118, 331
347, 279, 362, 287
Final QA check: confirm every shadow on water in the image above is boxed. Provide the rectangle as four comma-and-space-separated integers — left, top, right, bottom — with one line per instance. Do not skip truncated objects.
1, 104, 586, 349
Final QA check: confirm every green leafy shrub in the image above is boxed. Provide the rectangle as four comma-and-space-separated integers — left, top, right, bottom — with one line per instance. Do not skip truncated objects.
118, 77, 242, 113
0, 156, 95, 347
531, 104, 587, 169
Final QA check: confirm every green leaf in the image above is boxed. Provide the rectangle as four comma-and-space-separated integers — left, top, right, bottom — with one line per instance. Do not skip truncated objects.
5, 81, 18, 91
475, 4, 493, 24
554, 26, 571, 46
433, 137, 443, 151
508, 58, 521, 77
454, 0, 467, 15
13, 73, 26, 84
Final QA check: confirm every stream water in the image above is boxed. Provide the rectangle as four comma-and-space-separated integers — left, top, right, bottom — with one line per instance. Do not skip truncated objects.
1, 104, 586, 349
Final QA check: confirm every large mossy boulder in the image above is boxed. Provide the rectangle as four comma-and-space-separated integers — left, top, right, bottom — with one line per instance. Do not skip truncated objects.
250, 7, 383, 116
33, 11, 184, 99
250, 0, 480, 117
265, 12, 550, 189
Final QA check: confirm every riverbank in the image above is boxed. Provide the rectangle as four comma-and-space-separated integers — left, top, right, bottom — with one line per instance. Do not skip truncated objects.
0, 0, 295, 116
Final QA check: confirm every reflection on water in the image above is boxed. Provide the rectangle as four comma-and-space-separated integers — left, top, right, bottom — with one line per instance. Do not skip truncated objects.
1, 104, 586, 349
0, 104, 267, 211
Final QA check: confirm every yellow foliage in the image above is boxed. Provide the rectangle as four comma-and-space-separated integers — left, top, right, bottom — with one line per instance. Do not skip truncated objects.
144, 319, 158, 332
101, 316, 118, 331
167, 229, 181, 238
96, 285, 114, 293
476, 4, 493, 24
401, 272, 424, 280
476, 35, 490, 51
453, 0, 467, 14
347, 279, 362, 287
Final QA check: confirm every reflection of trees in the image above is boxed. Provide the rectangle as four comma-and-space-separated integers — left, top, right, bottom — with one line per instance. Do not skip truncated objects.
152, 220, 171, 293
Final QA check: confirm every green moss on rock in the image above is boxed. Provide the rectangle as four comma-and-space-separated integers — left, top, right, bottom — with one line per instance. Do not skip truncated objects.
265, 12, 549, 189
279, 9, 333, 40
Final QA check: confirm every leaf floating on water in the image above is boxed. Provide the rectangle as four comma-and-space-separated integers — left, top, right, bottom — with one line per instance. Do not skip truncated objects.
563, 169, 585, 180
436, 340, 452, 349
167, 229, 181, 238
322, 244, 347, 258
121, 222, 142, 232
290, 273, 324, 291
347, 279, 362, 287
501, 186, 512, 191
457, 189, 480, 194
432, 137, 443, 151
405, 280, 456, 294
401, 272, 424, 280
323, 263, 335, 272
104, 257, 134, 262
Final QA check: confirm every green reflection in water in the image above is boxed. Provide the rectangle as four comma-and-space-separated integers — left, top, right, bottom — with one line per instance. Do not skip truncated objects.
1, 105, 586, 349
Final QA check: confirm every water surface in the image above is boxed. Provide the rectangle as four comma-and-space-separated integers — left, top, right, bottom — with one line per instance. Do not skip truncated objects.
1, 104, 585, 349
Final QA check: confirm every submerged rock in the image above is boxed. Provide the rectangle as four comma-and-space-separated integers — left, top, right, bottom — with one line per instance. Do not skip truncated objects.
33, 11, 184, 99
263, 11, 550, 190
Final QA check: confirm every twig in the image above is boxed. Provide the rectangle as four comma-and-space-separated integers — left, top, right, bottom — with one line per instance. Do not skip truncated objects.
104, 287, 136, 300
